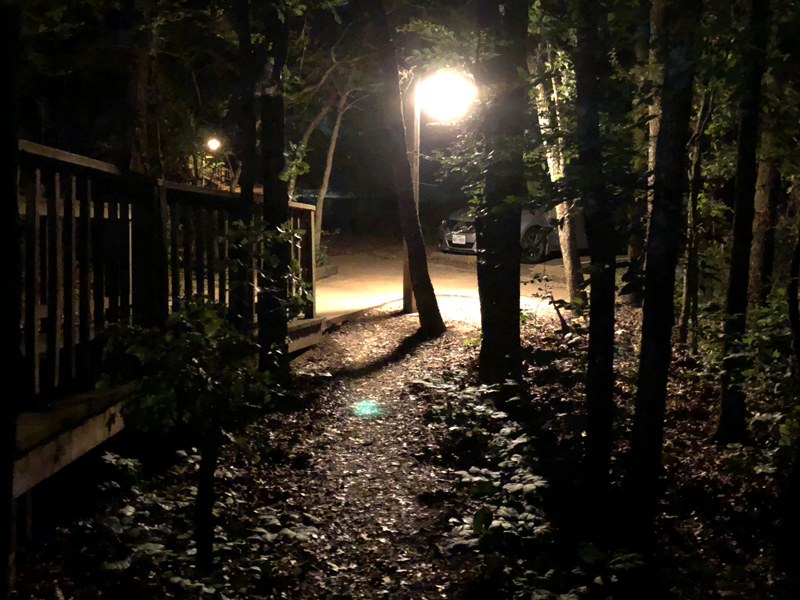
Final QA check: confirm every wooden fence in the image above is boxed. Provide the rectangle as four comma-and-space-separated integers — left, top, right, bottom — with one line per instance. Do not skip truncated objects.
17, 140, 315, 408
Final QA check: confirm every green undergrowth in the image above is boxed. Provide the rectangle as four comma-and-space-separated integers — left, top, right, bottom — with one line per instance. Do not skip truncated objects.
406, 371, 643, 599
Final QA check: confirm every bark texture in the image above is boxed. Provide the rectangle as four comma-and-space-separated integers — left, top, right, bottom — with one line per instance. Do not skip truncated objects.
645, 0, 664, 213
287, 104, 331, 200
258, 1, 291, 384
573, 0, 616, 527
533, 48, 584, 302
228, 1, 257, 332
315, 92, 353, 252
625, 0, 699, 551
717, 0, 772, 444
128, 36, 151, 174
679, 89, 713, 347
780, 225, 800, 576
369, 0, 446, 337
748, 160, 782, 306
621, 15, 649, 308
475, 0, 527, 384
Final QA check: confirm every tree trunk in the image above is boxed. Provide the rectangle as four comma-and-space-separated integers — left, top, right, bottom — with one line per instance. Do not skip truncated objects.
679, 89, 713, 347
622, 8, 651, 308
779, 225, 800, 576
194, 429, 221, 573
1, 8, 22, 595
573, 0, 616, 531
228, 0, 257, 333
315, 93, 351, 253
533, 48, 584, 302
287, 104, 331, 200
475, 0, 527, 384
369, 0, 446, 337
625, 0, 700, 552
646, 0, 664, 217
748, 160, 781, 306
258, 1, 291, 384
716, 0, 772, 444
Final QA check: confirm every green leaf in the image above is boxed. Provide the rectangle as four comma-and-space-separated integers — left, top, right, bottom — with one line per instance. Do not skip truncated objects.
473, 506, 493, 536
578, 542, 605, 565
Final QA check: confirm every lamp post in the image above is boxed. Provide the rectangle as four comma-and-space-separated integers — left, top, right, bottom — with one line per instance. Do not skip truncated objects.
402, 70, 477, 313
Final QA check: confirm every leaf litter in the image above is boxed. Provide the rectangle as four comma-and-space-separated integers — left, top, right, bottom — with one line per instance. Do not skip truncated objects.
12, 296, 800, 599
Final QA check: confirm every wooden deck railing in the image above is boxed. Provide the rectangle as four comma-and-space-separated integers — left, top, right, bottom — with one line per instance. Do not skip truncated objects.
16, 140, 315, 408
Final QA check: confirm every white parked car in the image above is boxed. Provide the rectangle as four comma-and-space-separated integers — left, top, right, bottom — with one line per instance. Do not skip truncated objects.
439, 207, 586, 263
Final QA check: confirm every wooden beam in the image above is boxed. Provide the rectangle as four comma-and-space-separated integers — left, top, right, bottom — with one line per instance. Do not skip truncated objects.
19, 140, 122, 176
13, 402, 125, 499
2, 7, 23, 594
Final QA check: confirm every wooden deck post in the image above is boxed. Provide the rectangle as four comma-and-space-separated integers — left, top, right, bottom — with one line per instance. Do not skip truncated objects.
303, 205, 317, 319
1, 6, 23, 595
132, 181, 169, 327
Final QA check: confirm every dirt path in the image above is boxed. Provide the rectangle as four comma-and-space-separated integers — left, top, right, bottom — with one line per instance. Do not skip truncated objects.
251, 298, 491, 599
14, 296, 559, 600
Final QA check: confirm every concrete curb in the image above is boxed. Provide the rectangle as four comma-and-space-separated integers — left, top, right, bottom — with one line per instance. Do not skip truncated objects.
316, 264, 339, 280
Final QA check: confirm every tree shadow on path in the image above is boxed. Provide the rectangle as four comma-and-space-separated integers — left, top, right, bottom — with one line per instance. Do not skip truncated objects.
330, 324, 434, 380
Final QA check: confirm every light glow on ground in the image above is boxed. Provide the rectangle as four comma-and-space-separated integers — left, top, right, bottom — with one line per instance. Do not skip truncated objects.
353, 399, 383, 418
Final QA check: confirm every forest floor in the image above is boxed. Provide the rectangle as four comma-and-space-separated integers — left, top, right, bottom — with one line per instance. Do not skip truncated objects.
13, 296, 800, 600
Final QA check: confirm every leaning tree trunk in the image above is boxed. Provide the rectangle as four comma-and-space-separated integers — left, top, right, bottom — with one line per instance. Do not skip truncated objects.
573, 0, 616, 533
779, 225, 800, 576
748, 159, 781, 306
475, 0, 527, 384
287, 104, 331, 200
1, 7, 22, 596
533, 48, 584, 302
679, 89, 713, 347
625, 0, 700, 553
258, 0, 291, 385
315, 92, 352, 253
369, 0, 446, 337
716, 0, 772, 444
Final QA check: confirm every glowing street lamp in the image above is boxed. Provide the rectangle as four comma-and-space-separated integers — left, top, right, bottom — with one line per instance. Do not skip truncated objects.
403, 70, 476, 312
206, 137, 221, 152
416, 70, 477, 122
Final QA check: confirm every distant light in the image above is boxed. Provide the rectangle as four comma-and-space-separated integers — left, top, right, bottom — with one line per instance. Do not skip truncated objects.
417, 71, 477, 123
207, 137, 221, 151
353, 399, 383, 418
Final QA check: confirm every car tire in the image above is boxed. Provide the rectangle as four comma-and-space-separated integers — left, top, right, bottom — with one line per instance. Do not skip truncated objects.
521, 226, 547, 264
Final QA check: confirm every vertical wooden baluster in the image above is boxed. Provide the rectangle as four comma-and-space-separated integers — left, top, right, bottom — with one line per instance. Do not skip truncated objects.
92, 180, 106, 342
62, 175, 76, 385
169, 197, 180, 310
106, 192, 119, 324
206, 210, 217, 302
119, 198, 131, 322
218, 210, 228, 307
195, 209, 205, 301
39, 209, 46, 307
78, 178, 92, 381
24, 169, 41, 396
307, 207, 316, 318
182, 203, 193, 301
44, 171, 62, 393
